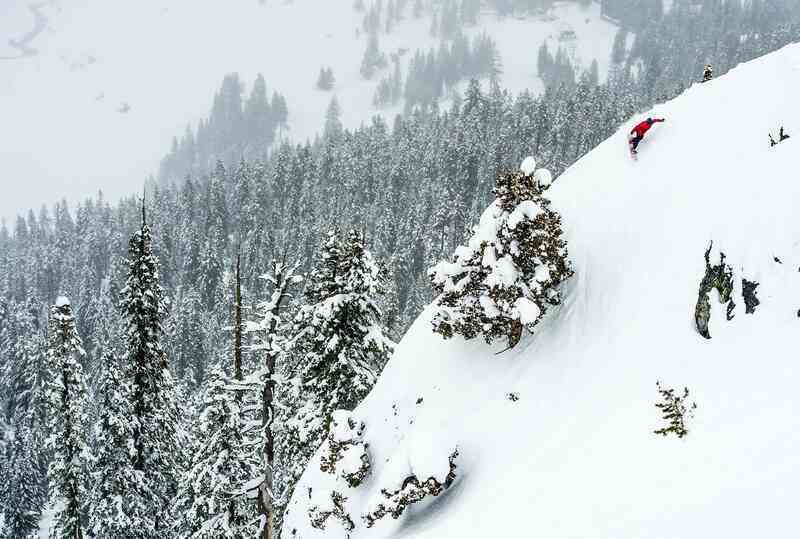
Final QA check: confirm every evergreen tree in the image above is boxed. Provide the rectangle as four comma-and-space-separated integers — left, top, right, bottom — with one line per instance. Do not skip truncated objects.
2, 411, 47, 538
270, 92, 289, 133
361, 2, 381, 34
120, 203, 182, 536
244, 74, 274, 151
81, 278, 118, 393
86, 352, 144, 537
587, 59, 600, 87
429, 159, 573, 349
373, 77, 395, 108
472, 32, 502, 80
391, 59, 403, 102
360, 32, 388, 79
1, 301, 48, 539
279, 230, 393, 521
44, 297, 89, 539
169, 289, 207, 389
439, 0, 461, 38
611, 28, 628, 64
324, 97, 343, 138
1, 299, 45, 423
173, 366, 257, 538
197, 226, 225, 312
316, 67, 336, 91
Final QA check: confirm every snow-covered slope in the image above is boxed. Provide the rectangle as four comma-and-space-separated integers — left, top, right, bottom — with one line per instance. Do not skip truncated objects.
0, 0, 616, 221
284, 43, 800, 539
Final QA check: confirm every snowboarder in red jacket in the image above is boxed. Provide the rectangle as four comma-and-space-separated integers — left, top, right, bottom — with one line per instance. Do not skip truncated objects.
629, 117, 665, 154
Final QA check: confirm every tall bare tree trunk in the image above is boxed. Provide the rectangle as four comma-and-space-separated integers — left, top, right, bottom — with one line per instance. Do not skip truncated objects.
257, 262, 296, 539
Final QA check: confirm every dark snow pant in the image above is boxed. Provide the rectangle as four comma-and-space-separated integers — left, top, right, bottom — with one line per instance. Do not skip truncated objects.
629, 133, 643, 150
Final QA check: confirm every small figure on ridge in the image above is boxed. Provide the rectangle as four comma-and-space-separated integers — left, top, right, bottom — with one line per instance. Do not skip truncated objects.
628, 117, 665, 155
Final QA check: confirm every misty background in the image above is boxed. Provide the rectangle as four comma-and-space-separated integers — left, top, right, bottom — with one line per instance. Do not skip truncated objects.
0, 0, 616, 222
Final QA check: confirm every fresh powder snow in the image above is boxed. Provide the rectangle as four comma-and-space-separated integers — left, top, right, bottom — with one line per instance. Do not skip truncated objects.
282, 42, 800, 539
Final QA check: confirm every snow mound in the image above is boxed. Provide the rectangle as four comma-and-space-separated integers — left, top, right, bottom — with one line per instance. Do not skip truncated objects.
519, 155, 537, 175
533, 167, 553, 189
283, 43, 800, 539
55, 296, 70, 308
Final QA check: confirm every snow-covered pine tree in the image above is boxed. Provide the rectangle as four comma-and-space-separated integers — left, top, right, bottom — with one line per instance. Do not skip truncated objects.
316, 67, 335, 91
1, 299, 46, 424
2, 410, 48, 538
44, 297, 89, 539
173, 365, 257, 538
429, 158, 573, 349
120, 203, 182, 535
86, 350, 146, 537
270, 92, 289, 136
293, 229, 393, 421
360, 32, 387, 80
0, 300, 49, 538
169, 287, 208, 390
81, 277, 120, 395
279, 229, 394, 516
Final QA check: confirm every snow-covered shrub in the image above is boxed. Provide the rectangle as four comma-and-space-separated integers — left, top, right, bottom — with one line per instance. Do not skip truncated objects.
653, 382, 697, 439
319, 410, 371, 488
429, 158, 573, 349
301, 412, 371, 533
309, 491, 355, 532
694, 242, 735, 339
362, 449, 459, 527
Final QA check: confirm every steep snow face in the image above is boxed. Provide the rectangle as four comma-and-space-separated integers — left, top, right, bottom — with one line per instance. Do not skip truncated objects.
283, 43, 800, 539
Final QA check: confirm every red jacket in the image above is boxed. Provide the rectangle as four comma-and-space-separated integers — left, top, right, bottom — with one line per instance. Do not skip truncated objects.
632, 118, 664, 137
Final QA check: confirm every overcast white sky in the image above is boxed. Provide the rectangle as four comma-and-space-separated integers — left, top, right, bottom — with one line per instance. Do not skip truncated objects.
1, 0, 153, 224
0, 0, 373, 225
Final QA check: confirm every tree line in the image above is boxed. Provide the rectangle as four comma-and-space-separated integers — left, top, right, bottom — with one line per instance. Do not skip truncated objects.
0, 206, 394, 537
